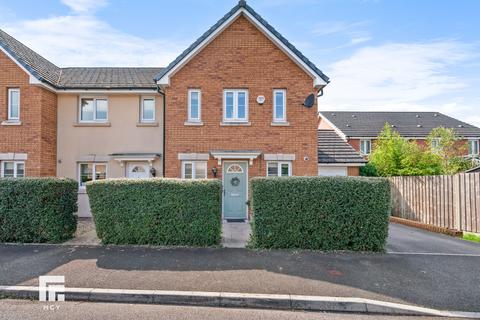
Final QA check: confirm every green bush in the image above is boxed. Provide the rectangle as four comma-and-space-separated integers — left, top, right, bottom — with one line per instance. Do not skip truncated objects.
250, 176, 391, 251
87, 178, 222, 246
0, 178, 78, 243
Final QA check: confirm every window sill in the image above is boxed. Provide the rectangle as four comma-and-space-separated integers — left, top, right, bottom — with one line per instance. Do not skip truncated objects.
137, 122, 159, 127
184, 121, 204, 126
220, 121, 251, 126
74, 122, 111, 127
271, 121, 290, 127
1, 120, 22, 126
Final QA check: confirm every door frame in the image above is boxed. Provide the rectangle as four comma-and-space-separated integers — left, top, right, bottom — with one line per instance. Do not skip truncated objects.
126, 162, 151, 179
222, 160, 249, 221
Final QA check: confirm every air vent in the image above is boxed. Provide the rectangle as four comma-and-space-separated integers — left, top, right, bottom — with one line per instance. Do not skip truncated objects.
458, 124, 464, 128
352, 115, 356, 118
391, 124, 396, 128
416, 115, 420, 118
417, 124, 422, 128
346, 124, 350, 127
433, 113, 438, 117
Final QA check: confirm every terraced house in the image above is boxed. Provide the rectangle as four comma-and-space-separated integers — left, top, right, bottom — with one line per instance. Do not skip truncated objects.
0, 1, 335, 218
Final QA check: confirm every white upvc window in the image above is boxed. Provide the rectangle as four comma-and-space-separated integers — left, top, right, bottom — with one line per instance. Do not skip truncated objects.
1, 161, 25, 178
78, 163, 107, 189
431, 138, 441, 150
188, 89, 201, 122
79, 97, 108, 122
273, 89, 286, 122
266, 161, 292, 177
223, 89, 248, 122
468, 139, 479, 156
7, 88, 20, 121
140, 97, 155, 122
182, 161, 207, 179
360, 139, 372, 155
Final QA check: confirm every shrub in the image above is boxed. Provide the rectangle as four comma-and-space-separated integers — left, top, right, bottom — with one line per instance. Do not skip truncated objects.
87, 178, 222, 246
0, 178, 78, 243
250, 176, 391, 251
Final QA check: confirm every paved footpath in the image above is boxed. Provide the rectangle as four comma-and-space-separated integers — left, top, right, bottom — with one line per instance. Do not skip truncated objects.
0, 299, 456, 320
0, 223, 479, 312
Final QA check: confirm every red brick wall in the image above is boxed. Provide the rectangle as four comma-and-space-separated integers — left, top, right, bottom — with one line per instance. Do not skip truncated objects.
0, 50, 57, 176
164, 15, 319, 179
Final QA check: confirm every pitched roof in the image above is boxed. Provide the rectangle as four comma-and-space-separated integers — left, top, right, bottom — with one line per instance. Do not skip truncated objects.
58, 68, 163, 89
320, 111, 480, 138
0, 29, 161, 90
0, 29, 61, 85
318, 130, 366, 164
155, 0, 329, 85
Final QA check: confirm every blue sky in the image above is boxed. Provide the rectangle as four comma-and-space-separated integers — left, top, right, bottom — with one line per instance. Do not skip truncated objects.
1, 0, 479, 126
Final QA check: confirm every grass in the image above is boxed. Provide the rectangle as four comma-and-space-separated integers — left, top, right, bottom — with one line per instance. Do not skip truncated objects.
462, 232, 480, 243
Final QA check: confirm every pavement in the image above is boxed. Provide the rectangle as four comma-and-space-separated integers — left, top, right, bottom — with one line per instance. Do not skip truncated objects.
0, 299, 458, 320
221, 221, 251, 248
0, 223, 479, 313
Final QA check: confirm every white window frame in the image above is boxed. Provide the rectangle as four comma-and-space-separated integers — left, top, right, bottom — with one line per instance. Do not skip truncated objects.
223, 89, 249, 123
266, 161, 292, 177
140, 96, 156, 123
273, 89, 286, 123
79, 97, 109, 123
468, 139, 479, 156
0, 161, 25, 178
7, 88, 20, 121
188, 89, 201, 122
360, 139, 372, 155
78, 163, 108, 189
431, 138, 441, 149
181, 161, 207, 179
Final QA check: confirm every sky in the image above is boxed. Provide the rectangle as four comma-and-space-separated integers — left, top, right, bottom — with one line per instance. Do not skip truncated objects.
1, 0, 479, 126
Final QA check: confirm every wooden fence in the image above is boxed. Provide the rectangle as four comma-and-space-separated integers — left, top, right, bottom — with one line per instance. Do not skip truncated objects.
390, 173, 480, 233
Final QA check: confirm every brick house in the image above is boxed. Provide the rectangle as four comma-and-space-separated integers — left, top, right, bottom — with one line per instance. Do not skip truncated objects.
155, 1, 330, 219
319, 111, 480, 161
1, 1, 334, 219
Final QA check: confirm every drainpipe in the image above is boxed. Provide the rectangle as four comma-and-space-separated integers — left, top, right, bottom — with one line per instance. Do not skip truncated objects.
156, 83, 166, 177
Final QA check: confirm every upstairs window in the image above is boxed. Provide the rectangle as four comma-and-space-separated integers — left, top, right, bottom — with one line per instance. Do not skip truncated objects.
188, 89, 201, 122
267, 162, 291, 177
224, 89, 248, 122
1, 161, 24, 178
360, 139, 372, 155
468, 139, 479, 156
80, 97, 108, 122
141, 97, 155, 122
7, 88, 20, 121
182, 161, 207, 179
273, 89, 286, 122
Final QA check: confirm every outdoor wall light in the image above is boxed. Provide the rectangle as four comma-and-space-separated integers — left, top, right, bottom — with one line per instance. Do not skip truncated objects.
211, 167, 218, 178
150, 167, 157, 177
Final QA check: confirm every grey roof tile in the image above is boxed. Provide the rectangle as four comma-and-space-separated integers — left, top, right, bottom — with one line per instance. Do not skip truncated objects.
58, 68, 163, 89
320, 111, 480, 138
0, 29, 61, 85
0, 29, 162, 89
154, 1, 329, 84
318, 130, 366, 164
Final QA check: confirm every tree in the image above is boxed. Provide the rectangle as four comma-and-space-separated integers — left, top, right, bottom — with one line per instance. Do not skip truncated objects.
427, 127, 472, 174
365, 124, 476, 177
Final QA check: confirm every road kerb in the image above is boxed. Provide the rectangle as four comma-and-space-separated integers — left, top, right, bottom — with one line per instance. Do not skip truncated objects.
1, 285, 479, 318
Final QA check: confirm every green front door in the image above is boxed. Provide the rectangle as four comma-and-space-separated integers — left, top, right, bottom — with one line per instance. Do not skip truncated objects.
223, 162, 247, 220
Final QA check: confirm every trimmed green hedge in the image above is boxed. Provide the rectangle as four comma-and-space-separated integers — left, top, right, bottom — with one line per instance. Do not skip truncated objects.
250, 176, 391, 251
87, 178, 222, 246
0, 178, 78, 243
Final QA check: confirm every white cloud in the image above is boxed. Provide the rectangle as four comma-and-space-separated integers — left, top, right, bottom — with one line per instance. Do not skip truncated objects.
312, 21, 371, 48
61, 0, 108, 13
1, 12, 186, 67
320, 41, 480, 126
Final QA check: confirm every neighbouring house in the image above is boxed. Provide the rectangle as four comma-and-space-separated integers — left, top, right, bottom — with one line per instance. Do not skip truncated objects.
319, 111, 480, 159
317, 130, 366, 176
0, 0, 333, 219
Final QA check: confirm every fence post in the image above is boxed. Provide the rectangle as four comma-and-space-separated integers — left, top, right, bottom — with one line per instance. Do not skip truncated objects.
453, 173, 461, 231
